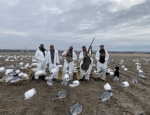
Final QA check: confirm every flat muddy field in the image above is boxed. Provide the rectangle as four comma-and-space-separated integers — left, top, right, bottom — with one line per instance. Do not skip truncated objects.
0, 52, 150, 115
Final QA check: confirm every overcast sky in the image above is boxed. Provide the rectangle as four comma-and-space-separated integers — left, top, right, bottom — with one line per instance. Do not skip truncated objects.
0, 0, 150, 51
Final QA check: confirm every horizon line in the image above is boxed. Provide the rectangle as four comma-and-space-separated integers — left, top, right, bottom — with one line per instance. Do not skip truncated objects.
0, 49, 150, 53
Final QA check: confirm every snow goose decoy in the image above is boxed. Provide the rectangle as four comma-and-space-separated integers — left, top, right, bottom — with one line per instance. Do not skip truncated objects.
124, 68, 128, 71
122, 81, 129, 87
35, 70, 46, 78
139, 73, 146, 78
104, 83, 111, 91
132, 78, 138, 84
47, 79, 54, 86
61, 74, 70, 86
31, 63, 37, 67
99, 90, 113, 102
69, 80, 80, 88
0, 67, 6, 72
68, 102, 82, 115
55, 90, 67, 99
4, 76, 15, 82
22, 88, 36, 100
19, 62, 24, 67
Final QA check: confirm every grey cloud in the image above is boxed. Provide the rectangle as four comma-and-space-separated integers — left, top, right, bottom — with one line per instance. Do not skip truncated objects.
0, 0, 150, 51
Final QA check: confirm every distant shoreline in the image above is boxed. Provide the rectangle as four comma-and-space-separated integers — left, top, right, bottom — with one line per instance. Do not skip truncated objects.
0, 49, 150, 54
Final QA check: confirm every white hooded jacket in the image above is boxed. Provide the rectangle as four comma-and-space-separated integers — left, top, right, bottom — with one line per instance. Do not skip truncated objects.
35, 49, 47, 71
47, 50, 59, 65
35, 49, 47, 63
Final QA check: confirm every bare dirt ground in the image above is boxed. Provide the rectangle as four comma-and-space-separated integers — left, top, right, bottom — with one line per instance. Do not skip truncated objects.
0, 52, 150, 115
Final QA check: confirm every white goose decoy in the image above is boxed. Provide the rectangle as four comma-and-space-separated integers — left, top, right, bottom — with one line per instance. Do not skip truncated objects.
5, 58, 9, 61
11, 65, 14, 68
0, 67, 5, 72
120, 60, 124, 63
69, 80, 80, 87
45, 76, 51, 80
31, 68, 37, 72
9, 76, 21, 83
106, 68, 110, 74
109, 72, 114, 76
55, 90, 67, 99
63, 73, 70, 81
17, 56, 20, 59
22, 74, 29, 80
22, 88, 36, 100
48, 68, 57, 79
136, 65, 141, 68
5, 69, 14, 75
18, 72, 23, 77
61, 72, 70, 86
4, 76, 15, 82
31, 63, 37, 67
136, 66, 141, 70
121, 66, 125, 68
122, 81, 129, 87
99, 90, 113, 102
35, 70, 46, 78
32, 59, 37, 63
15, 70, 20, 74
104, 83, 111, 91
138, 70, 143, 73
139, 73, 146, 78
135, 63, 141, 65
132, 78, 138, 84
20, 66, 27, 70
9, 59, 14, 62
61, 79, 68, 86
124, 68, 128, 71
47, 79, 54, 86
19, 62, 24, 66
25, 63, 30, 68
69, 102, 82, 115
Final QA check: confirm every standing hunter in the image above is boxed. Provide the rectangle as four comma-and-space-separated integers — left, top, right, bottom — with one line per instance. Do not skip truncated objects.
95, 45, 109, 81
47, 45, 60, 81
35, 44, 47, 83
79, 46, 93, 83
62, 46, 77, 80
